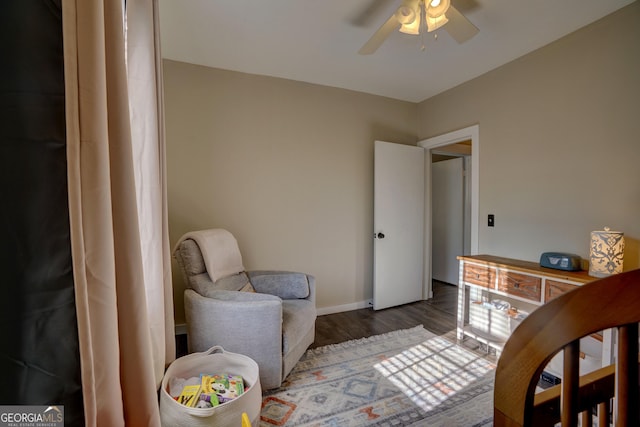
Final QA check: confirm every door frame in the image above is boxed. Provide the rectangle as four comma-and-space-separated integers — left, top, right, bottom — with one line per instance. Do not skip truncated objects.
418, 124, 479, 298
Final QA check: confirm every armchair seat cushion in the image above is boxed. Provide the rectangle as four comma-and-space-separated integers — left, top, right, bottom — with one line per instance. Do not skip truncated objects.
194, 272, 251, 297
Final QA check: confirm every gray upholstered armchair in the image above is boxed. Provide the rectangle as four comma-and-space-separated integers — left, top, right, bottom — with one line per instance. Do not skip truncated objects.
173, 229, 316, 389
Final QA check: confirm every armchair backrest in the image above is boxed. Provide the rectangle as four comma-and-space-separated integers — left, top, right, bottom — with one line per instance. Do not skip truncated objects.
174, 229, 250, 296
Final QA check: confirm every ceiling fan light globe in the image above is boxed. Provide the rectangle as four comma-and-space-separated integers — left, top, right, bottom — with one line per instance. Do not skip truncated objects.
426, 0, 450, 19
399, 10, 421, 34
426, 14, 448, 32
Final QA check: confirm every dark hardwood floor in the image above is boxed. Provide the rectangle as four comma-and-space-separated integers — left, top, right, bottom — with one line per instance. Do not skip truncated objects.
311, 280, 458, 348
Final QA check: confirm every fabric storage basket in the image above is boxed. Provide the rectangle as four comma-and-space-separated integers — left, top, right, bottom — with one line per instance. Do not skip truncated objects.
160, 346, 261, 427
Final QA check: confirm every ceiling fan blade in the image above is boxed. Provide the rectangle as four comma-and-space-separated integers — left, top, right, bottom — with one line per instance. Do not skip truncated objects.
358, 14, 400, 55
350, 0, 395, 27
443, 5, 478, 44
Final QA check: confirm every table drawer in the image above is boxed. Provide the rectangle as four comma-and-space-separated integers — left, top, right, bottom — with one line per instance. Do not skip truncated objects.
545, 280, 579, 303
497, 271, 541, 302
463, 264, 495, 288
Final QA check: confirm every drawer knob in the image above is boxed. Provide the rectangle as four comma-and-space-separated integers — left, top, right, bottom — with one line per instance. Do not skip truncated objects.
514, 282, 520, 288
476, 273, 480, 279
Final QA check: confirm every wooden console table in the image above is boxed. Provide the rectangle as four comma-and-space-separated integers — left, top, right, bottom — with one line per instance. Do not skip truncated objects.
456, 255, 597, 356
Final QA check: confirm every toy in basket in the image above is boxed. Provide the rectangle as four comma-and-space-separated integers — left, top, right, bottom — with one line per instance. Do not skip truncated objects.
201, 374, 245, 403
172, 373, 246, 408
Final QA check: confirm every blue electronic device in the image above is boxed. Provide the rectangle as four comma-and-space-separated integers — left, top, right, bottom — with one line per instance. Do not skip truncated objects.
539, 252, 582, 271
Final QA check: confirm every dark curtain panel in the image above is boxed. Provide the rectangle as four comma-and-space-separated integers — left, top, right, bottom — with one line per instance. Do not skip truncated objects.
0, 1, 84, 425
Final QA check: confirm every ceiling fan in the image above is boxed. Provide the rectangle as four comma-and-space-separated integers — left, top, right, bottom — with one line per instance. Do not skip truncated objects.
358, 0, 479, 54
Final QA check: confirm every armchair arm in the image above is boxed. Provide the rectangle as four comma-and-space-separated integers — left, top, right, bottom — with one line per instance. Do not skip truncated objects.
307, 274, 316, 305
248, 271, 315, 301
184, 289, 284, 387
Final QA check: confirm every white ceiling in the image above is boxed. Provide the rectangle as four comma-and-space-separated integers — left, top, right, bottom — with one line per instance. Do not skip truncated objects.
159, 0, 635, 103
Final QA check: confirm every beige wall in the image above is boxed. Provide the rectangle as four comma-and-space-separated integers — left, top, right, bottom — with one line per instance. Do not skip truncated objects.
164, 61, 417, 324
165, 2, 639, 325
418, 3, 640, 269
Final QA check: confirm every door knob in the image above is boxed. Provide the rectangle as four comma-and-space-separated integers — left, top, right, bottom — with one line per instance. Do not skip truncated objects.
377, 232, 385, 239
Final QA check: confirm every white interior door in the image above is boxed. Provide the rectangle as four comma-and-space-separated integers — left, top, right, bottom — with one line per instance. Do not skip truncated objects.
432, 157, 464, 285
374, 141, 425, 310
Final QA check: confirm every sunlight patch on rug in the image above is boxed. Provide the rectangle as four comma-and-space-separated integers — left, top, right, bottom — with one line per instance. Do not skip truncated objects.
260, 326, 496, 426
374, 335, 495, 413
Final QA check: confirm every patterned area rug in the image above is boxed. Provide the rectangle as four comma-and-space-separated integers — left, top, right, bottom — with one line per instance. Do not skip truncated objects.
260, 326, 496, 426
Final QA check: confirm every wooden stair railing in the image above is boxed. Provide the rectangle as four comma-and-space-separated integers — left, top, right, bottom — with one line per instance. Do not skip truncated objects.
494, 269, 640, 426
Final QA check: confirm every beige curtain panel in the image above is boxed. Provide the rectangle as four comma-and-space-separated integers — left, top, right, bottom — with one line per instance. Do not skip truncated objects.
63, 0, 174, 425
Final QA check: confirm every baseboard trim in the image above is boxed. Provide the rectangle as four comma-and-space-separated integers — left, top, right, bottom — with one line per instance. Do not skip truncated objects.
317, 299, 373, 316
175, 323, 187, 336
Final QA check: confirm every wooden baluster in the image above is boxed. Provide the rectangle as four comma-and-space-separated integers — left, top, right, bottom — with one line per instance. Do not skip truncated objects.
597, 401, 609, 427
562, 340, 580, 427
614, 323, 639, 426
580, 410, 589, 427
